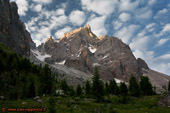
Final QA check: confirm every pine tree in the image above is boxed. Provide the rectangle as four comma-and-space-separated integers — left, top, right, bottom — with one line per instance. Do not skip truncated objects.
76, 84, 82, 96
27, 79, 36, 98
60, 79, 69, 95
69, 86, 76, 96
49, 96, 56, 113
105, 82, 110, 95
109, 79, 119, 95
40, 64, 53, 95
168, 80, 170, 92
129, 75, 140, 97
119, 82, 128, 96
85, 80, 91, 96
92, 68, 104, 102
140, 76, 154, 95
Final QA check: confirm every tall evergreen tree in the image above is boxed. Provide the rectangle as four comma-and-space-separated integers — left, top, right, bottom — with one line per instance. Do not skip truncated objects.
60, 79, 69, 95
49, 96, 56, 113
27, 79, 36, 98
109, 79, 119, 95
85, 80, 91, 96
168, 80, 170, 92
92, 68, 104, 102
105, 82, 110, 95
129, 75, 140, 97
40, 64, 53, 94
76, 84, 82, 96
140, 76, 154, 95
119, 82, 128, 96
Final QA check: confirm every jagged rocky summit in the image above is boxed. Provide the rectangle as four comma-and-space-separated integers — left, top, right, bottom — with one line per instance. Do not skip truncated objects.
35, 25, 170, 91
37, 25, 143, 82
0, 0, 35, 57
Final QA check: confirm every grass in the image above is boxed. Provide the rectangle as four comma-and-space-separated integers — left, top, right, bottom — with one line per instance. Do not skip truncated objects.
1, 95, 170, 113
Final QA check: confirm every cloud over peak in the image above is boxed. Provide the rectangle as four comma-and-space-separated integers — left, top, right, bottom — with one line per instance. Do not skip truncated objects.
69, 10, 86, 26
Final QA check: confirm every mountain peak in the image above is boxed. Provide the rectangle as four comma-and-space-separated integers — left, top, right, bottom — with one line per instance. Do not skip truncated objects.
98, 36, 105, 40
45, 36, 54, 43
59, 24, 96, 40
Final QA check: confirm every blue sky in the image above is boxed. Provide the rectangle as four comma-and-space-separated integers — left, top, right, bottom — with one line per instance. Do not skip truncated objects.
11, 0, 170, 75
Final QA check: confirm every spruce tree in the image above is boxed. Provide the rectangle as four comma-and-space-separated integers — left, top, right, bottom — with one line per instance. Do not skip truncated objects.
92, 68, 104, 102
49, 96, 56, 113
40, 64, 53, 95
76, 84, 82, 96
27, 80, 36, 98
140, 76, 153, 95
119, 82, 128, 96
129, 75, 140, 97
168, 80, 170, 92
60, 79, 69, 95
85, 80, 91, 96
105, 82, 110, 95
109, 79, 119, 95
69, 86, 76, 96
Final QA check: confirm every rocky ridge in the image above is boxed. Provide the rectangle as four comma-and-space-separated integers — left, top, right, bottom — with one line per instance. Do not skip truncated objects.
37, 25, 141, 82
35, 24, 170, 90
0, 0, 35, 57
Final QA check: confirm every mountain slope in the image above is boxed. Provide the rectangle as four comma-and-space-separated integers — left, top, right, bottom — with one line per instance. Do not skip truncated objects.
37, 25, 141, 82
35, 25, 170, 91
0, 0, 35, 57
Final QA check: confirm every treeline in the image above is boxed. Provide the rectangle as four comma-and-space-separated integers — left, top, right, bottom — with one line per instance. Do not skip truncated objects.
59, 68, 156, 102
0, 43, 56, 100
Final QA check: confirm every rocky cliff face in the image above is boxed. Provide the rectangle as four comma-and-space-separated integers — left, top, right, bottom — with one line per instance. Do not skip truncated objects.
0, 0, 35, 56
37, 25, 142, 82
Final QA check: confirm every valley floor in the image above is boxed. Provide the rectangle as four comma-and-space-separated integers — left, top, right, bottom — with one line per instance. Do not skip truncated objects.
1, 95, 170, 113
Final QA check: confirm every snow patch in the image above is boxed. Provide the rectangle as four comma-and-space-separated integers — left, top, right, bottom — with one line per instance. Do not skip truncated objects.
93, 63, 101, 67
55, 60, 66, 65
88, 44, 97, 53
77, 52, 81, 57
31, 49, 51, 62
114, 78, 123, 83
102, 55, 108, 59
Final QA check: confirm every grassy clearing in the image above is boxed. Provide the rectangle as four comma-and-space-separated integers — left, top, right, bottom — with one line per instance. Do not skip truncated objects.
1, 95, 170, 113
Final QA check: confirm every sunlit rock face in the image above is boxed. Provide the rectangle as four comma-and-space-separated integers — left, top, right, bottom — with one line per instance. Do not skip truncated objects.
37, 25, 142, 82
0, 0, 35, 56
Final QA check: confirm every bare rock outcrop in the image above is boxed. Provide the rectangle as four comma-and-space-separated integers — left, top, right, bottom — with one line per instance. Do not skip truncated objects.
35, 24, 170, 90
0, 0, 34, 56
37, 25, 141, 82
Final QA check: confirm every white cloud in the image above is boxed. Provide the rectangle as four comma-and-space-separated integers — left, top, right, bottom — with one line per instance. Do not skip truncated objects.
158, 8, 168, 14
146, 23, 155, 30
119, 0, 139, 12
158, 54, 170, 60
130, 36, 150, 51
162, 23, 170, 33
32, 0, 52, 4
16, 0, 28, 16
137, 30, 146, 37
148, 0, 156, 6
154, 8, 168, 19
31, 4, 42, 12
115, 24, 140, 43
119, 13, 131, 22
112, 21, 123, 30
86, 15, 107, 36
69, 10, 86, 26
136, 10, 152, 19
56, 9, 65, 15
55, 26, 72, 38
81, 0, 118, 15
155, 38, 169, 47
